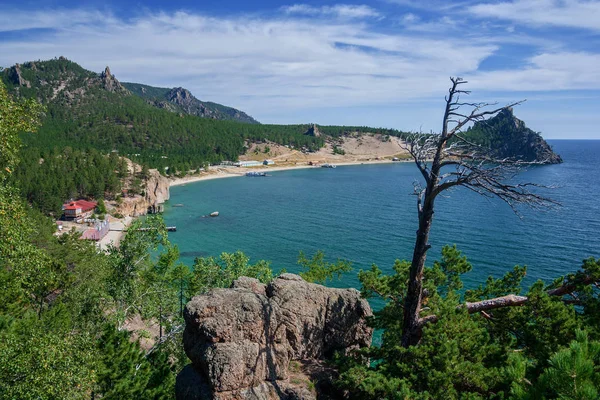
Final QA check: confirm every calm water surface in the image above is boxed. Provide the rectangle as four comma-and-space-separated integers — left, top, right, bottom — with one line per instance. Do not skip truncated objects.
164, 140, 600, 292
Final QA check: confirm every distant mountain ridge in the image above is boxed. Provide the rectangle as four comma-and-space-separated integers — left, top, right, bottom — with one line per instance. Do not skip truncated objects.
122, 82, 259, 124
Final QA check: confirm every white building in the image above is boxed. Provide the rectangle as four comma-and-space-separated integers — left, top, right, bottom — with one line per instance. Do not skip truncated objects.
236, 160, 263, 167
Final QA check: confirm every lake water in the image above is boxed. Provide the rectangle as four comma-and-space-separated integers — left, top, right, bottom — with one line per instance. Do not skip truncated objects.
164, 140, 600, 292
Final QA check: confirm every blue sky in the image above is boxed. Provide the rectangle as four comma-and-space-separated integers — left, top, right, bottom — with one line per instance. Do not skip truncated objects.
1, 0, 599, 138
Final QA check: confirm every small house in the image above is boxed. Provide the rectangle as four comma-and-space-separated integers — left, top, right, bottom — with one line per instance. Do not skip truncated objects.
62, 200, 97, 220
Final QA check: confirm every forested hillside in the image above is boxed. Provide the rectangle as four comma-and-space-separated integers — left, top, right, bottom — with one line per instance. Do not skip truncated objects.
0, 58, 324, 173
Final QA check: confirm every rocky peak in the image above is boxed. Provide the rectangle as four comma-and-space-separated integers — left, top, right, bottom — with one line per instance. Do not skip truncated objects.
176, 274, 373, 399
304, 124, 321, 137
9, 64, 31, 88
100, 65, 128, 94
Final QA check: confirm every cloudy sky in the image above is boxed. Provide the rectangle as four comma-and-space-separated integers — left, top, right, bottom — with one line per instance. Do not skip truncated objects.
1, 0, 599, 138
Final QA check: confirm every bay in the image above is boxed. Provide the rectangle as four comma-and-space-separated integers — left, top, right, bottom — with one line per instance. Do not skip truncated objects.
164, 140, 600, 292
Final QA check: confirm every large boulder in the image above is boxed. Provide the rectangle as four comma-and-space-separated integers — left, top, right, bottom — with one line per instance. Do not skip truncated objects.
177, 274, 372, 399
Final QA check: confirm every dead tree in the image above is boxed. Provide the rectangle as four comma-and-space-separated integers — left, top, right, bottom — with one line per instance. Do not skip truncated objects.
400, 77, 559, 347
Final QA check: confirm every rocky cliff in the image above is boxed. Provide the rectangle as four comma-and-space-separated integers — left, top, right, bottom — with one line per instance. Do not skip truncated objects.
116, 168, 170, 217
145, 168, 170, 213
176, 274, 373, 400
466, 108, 562, 164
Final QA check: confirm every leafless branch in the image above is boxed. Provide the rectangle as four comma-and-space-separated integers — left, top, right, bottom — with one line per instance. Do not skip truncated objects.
417, 274, 599, 328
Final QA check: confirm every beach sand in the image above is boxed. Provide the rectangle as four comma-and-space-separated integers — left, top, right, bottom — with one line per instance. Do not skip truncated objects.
169, 159, 409, 187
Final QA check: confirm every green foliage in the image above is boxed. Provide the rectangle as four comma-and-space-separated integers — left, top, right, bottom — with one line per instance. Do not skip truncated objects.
11, 146, 123, 215
337, 246, 600, 399
508, 330, 600, 400
187, 251, 274, 295
0, 313, 96, 400
332, 145, 346, 155
0, 80, 45, 182
540, 330, 600, 399
297, 250, 352, 284
96, 324, 174, 399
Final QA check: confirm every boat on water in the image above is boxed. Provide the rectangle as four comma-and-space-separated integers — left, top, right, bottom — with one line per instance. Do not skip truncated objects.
172, 204, 184, 207
246, 171, 267, 177
321, 163, 336, 168
209, 211, 219, 217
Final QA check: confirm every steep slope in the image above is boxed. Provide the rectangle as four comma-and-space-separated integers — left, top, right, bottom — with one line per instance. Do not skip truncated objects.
122, 82, 259, 124
464, 108, 562, 164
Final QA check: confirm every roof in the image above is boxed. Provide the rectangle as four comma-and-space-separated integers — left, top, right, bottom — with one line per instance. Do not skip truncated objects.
63, 200, 97, 211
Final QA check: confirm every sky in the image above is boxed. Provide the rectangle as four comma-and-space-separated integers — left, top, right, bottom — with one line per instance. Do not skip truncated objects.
1, 0, 599, 139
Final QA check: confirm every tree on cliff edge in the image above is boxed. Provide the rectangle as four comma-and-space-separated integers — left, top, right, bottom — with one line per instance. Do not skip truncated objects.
400, 77, 559, 347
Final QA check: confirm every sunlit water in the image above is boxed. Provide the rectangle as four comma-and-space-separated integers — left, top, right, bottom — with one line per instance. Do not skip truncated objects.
164, 140, 600, 296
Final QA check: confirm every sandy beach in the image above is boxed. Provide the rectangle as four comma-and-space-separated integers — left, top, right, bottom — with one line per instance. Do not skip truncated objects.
169, 159, 409, 187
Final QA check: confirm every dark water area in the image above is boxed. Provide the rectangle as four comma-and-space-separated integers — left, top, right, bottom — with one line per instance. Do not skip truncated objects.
164, 140, 600, 296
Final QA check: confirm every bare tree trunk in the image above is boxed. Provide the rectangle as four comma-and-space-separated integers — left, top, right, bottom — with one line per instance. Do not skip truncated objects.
401, 201, 434, 346
399, 77, 541, 347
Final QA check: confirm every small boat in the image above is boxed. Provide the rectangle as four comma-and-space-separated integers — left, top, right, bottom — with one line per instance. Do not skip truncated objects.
209, 211, 219, 217
321, 163, 336, 168
246, 171, 267, 177
173, 204, 184, 207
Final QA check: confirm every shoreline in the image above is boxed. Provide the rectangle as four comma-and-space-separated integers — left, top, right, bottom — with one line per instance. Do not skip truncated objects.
99, 159, 412, 248
169, 159, 411, 187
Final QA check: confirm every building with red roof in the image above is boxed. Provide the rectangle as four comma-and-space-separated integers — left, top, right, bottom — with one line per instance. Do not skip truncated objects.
62, 200, 97, 220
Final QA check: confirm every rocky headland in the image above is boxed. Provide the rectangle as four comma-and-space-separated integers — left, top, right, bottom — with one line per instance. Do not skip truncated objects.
466, 108, 562, 164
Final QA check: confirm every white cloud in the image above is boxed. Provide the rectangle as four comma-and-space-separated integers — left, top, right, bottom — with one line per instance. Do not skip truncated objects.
469, 0, 600, 31
0, 9, 114, 32
0, 8, 496, 114
0, 6, 599, 138
469, 51, 600, 91
282, 4, 381, 19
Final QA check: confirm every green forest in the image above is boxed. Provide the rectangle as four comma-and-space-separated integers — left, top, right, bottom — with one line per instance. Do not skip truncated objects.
0, 58, 416, 219
2, 66, 599, 399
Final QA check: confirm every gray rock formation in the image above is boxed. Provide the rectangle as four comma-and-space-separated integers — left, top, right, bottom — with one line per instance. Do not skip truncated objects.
100, 66, 128, 94
304, 125, 321, 138
145, 168, 170, 213
177, 274, 373, 400
116, 167, 170, 217
8, 64, 31, 88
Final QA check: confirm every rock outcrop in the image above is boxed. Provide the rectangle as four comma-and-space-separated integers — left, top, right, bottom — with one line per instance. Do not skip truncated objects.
176, 274, 373, 400
145, 168, 170, 213
303, 125, 321, 138
100, 66, 128, 94
7, 64, 32, 88
116, 168, 170, 217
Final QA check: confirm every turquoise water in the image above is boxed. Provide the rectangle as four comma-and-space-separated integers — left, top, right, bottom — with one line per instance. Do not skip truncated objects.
164, 140, 600, 292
